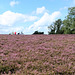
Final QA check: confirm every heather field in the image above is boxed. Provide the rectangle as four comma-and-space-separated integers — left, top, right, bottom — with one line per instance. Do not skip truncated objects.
0, 34, 75, 75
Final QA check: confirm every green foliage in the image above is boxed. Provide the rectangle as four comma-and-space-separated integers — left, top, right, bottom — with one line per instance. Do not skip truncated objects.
55, 19, 62, 34
48, 7, 75, 34
33, 31, 44, 34
48, 19, 63, 34
63, 7, 75, 34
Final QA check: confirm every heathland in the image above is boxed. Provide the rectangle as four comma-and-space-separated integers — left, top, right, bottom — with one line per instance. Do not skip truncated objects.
0, 34, 75, 75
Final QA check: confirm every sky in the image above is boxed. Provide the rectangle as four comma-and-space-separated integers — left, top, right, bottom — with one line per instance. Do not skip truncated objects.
0, 0, 75, 34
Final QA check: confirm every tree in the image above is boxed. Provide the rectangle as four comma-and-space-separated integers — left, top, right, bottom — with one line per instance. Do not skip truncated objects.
48, 19, 63, 34
63, 7, 75, 34
33, 31, 39, 34
33, 31, 44, 34
48, 23, 56, 34
55, 19, 63, 34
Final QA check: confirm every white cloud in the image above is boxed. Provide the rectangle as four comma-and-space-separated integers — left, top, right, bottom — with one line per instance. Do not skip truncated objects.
25, 11, 61, 34
10, 1, 19, 7
24, 15, 38, 22
0, 11, 23, 26
0, 6, 61, 34
32, 6, 48, 15
0, 11, 38, 26
36, 6, 46, 14
0, 26, 24, 34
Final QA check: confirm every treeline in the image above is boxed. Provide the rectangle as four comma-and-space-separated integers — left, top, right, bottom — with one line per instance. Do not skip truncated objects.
48, 7, 75, 34
33, 7, 75, 34
33, 31, 44, 34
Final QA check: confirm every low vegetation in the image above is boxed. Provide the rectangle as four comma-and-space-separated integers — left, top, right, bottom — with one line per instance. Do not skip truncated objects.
0, 34, 75, 75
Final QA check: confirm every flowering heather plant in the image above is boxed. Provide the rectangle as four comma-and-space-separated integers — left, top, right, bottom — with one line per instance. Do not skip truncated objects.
0, 34, 75, 75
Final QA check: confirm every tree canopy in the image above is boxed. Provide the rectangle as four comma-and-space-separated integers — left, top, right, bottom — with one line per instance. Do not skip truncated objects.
33, 31, 44, 34
63, 7, 75, 34
48, 7, 75, 34
48, 19, 63, 34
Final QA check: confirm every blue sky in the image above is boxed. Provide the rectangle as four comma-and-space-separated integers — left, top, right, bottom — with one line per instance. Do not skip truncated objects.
0, 0, 75, 34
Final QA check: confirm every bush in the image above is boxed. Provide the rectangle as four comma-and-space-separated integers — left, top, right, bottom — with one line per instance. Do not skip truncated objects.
33, 31, 44, 34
